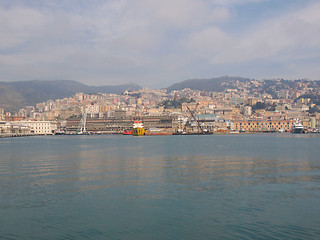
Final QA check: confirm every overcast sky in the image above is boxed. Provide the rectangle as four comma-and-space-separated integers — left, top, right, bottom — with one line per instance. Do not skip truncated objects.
0, 0, 319, 88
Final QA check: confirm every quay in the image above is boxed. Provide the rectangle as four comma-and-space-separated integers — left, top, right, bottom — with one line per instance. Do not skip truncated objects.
0, 133, 35, 138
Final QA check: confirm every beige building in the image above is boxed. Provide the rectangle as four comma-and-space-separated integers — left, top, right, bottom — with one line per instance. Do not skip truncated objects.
233, 119, 295, 132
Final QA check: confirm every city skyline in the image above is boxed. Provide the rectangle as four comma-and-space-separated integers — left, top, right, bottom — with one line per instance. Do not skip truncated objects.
1, 0, 320, 88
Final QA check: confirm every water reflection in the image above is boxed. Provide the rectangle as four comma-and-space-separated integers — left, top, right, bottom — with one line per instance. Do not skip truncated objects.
1, 141, 319, 197
1, 134, 320, 239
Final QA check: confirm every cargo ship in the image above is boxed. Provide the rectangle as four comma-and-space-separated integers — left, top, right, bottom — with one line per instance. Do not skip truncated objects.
132, 121, 145, 136
144, 128, 173, 136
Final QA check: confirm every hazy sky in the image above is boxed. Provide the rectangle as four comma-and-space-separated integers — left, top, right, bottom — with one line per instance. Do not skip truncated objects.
0, 0, 319, 88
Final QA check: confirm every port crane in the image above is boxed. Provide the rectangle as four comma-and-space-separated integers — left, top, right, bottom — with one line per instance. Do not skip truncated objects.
77, 107, 87, 134
186, 106, 203, 134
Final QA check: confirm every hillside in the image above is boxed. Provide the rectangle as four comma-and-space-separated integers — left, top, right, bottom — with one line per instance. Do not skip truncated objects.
166, 76, 251, 92
0, 80, 141, 111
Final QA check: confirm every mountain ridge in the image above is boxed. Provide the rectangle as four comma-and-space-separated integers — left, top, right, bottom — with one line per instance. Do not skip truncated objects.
0, 80, 141, 111
166, 76, 252, 92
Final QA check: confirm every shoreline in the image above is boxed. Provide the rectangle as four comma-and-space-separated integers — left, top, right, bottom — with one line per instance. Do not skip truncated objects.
1, 131, 319, 138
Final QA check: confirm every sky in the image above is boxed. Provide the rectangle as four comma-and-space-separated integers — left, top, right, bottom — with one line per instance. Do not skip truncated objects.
0, 0, 320, 88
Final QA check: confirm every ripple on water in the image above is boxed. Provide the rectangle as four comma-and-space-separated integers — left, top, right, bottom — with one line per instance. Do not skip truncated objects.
0, 134, 320, 239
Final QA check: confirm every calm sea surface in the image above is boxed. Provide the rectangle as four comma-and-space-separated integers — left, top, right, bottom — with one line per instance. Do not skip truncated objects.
1, 134, 320, 239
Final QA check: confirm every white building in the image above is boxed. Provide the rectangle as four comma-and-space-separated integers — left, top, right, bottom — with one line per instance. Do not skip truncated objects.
86, 104, 100, 118
242, 106, 252, 116
13, 121, 57, 135
0, 121, 31, 135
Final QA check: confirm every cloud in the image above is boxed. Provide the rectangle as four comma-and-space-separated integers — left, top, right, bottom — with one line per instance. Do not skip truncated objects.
0, 0, 319, 86
184, 27, 233, 57
136, 0, 230, 28
211, 0, 264, 6
0, 7, 47, 49
0, 0, 231, 81
210, 2, 320, 64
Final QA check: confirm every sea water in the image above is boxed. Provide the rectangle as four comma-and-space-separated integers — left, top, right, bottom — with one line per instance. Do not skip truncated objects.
1, 134, 320, 239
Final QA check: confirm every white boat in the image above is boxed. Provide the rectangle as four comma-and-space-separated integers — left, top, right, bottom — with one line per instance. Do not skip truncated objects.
291, 120, 304, 134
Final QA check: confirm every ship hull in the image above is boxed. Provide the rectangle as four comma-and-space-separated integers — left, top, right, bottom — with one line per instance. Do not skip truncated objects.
292, 128, 304, 134
145, 132, 173, 136
123, 130, 132, 135
132, 127, 145, 136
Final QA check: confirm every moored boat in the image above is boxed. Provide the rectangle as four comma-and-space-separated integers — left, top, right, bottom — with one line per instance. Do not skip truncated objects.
145, 127, 173, 135
132, 121, 145, 136
145, 132, 173, 136
291, 120, 304, 134
123, 129, 132, 135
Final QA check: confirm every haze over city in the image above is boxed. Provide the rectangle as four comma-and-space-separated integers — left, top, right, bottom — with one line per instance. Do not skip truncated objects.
1, 0, 320, 88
